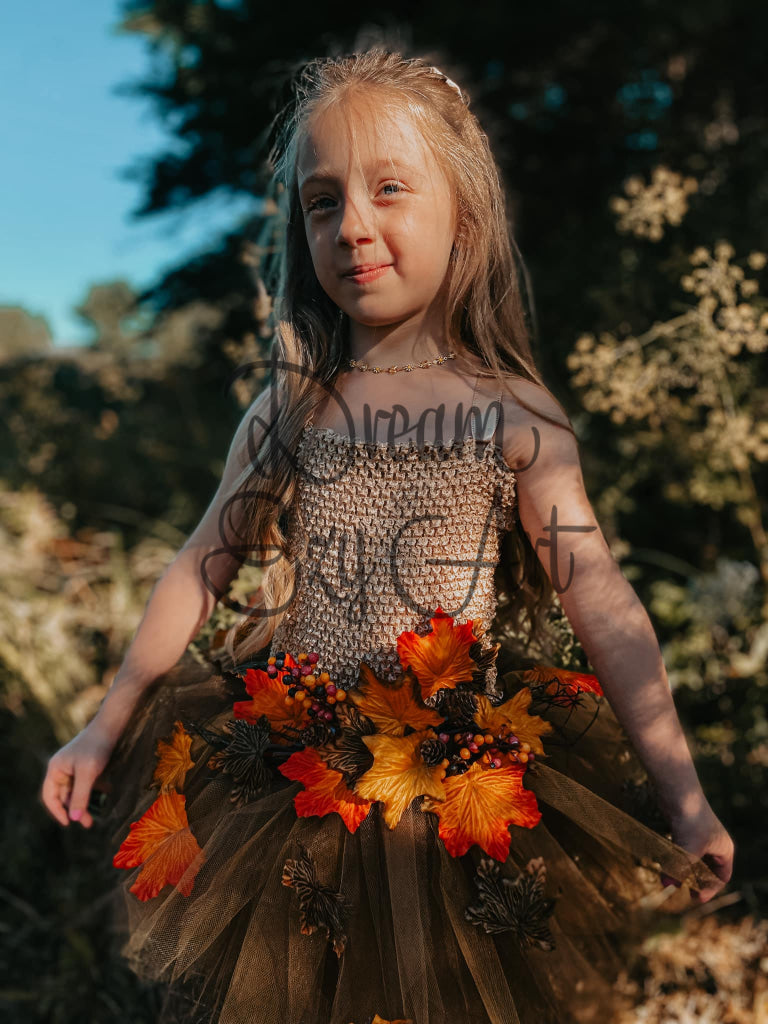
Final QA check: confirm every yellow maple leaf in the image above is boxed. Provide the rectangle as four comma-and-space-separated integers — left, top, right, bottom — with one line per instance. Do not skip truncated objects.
473, 690, 552, 755
152, 720, 195, 793
354, 730, 446, 829
348, 664, 443, 736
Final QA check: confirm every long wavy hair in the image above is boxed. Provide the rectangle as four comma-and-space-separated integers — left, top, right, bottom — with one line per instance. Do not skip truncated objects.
222, 47, 577, 670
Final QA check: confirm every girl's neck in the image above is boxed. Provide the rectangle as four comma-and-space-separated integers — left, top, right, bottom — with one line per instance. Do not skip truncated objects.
312, 355, 497, 445
345, 311, 456, 368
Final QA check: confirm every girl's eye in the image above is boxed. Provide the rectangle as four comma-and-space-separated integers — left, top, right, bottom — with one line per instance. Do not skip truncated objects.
304, 181, 404, 214
304, 196, 334, 214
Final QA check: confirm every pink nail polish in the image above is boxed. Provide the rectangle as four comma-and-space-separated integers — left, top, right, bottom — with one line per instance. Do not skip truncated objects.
70, 808, 82, 821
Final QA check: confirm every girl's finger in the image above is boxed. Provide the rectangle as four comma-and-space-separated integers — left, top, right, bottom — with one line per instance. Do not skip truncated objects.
69, 773, 95, 828
41, 771, 72, 827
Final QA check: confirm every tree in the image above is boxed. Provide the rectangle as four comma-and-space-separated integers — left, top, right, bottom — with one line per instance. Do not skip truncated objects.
0, 306, 53, 360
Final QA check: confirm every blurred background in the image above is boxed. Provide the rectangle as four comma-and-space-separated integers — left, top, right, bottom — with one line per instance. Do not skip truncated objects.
1, 1, 767, 1020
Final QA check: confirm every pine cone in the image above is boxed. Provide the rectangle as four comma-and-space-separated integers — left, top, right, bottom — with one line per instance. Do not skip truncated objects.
299, 721, 334, 747
438, 687, 478, 726
419, 737, 448, 767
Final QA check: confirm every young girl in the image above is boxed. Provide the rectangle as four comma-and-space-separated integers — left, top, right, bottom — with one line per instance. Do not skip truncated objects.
42, 49, 733, 1024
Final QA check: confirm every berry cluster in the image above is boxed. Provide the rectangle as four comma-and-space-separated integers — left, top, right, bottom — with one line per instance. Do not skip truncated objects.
267, 650, 348, 735
424, 718, 535, 777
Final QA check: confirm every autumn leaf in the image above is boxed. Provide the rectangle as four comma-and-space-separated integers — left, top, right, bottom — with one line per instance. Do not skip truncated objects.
354, 730, 446, 829
473, 691, 553, 755
421, 760, 541, 861
278, 746, 372, 833
347, 663, 443, 736
233, 664, 311, 742
396, 607, 478, 702
522, 664, 604, 697
113, 791, 205, 901
152, 720, 195, 793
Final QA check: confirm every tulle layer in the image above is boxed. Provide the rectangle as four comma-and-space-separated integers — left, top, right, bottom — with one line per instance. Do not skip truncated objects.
95, 648, 720, 1024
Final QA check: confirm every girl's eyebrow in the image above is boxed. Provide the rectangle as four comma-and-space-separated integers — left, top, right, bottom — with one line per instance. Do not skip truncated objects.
298, 161, 422, 192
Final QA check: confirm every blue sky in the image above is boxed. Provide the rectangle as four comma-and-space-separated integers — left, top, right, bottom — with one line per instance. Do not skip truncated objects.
0, 2, 255, 346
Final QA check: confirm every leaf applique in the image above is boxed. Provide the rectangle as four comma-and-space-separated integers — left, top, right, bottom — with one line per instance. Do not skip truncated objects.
522, 664, 604, 697
278, 746, 372, 833
281, 840, 352, 956
397, 607, 479, 702
354, 730, 446, 830
348, 664, 443, 736
152, 720, 195, 793
473, 690, 553, 755
421, 760, 541, 861
232, 665, 311, 742
207, 716, 272, 805
465, 855, 557, 951
113, 791, 205, 901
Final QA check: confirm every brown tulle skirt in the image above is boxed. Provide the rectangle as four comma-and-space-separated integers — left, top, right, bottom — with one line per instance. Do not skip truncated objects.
94, 646, 720, 1024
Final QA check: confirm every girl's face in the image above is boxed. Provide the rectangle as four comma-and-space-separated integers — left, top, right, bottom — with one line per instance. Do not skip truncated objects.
296, 95, 457, 328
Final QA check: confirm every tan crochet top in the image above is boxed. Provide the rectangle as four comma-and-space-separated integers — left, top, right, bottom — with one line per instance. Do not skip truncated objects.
268, 374, 518, 693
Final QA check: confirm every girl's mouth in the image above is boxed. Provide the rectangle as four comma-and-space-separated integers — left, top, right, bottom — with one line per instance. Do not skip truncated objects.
343, 265, 392, 284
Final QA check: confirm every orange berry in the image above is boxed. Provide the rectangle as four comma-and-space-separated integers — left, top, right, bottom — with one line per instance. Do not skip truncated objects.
294, 690, 306, 701
268, 656, 276, 665
454, 733, 462, 743
484, 733, 494, 745
459, 747, 471, 759
298, 652, 307, 662
305, 674, 316, 685
518, 751, 529, 763
335, 689, 346, 701
284, 695, 294, 705
320, 671, 330, 682
327, 696, 336, 705
473, 734, 484, 745
520, 742, 531, 753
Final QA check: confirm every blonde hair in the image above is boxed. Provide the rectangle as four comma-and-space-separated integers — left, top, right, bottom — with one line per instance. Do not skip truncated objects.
223, 47, 576, 668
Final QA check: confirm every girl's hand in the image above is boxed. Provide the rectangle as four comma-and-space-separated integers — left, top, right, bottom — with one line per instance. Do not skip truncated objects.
662, 804, 735, 904
41, 723, 117, 829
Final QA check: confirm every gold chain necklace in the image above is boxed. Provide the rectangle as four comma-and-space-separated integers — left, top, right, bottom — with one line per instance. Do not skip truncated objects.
347, 349, 457, 374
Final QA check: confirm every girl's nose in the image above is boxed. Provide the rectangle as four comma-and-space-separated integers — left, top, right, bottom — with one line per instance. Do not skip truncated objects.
335, 196, 376, 247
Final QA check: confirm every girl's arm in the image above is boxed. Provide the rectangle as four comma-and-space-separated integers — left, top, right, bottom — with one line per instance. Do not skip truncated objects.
41, 386, 277, 829
90, 384, 276, 744
502, 382, 733, 900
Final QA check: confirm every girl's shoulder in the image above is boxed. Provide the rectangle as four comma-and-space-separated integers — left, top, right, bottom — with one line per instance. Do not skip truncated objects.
490, 373, 577, 474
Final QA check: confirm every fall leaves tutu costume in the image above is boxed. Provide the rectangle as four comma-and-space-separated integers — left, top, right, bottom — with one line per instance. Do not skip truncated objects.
97, 418, 720, 1024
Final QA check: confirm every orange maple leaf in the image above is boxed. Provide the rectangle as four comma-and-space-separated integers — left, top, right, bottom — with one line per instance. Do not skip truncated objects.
233, 663, 311, 742
112, 791, 205, 901
421, 760, 541, 860
152, 720, 194, 793
354, 730, 446, 829
277, 746, 372, 833
521, 664, 604, 697
347, 663, 443, 736
396, 607, 478, 702
473, 690, 553, 756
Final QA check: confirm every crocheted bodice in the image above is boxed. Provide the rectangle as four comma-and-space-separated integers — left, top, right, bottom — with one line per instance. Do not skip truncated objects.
268, 379, 518, 693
